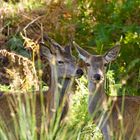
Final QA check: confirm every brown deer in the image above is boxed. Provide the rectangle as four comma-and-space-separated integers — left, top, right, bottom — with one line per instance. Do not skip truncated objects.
74, 42, 140, 140
0, 38, 83, 137
39, 36, 83, 120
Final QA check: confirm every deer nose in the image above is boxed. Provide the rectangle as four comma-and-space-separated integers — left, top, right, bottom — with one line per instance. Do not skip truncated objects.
94, 74, 101, 81
76, 68, 84, 76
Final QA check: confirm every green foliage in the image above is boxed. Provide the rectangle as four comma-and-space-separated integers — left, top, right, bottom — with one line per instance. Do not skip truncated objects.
0, 85, 10, 92
6, 36, 30, 57
68, 77, 103, 139
0, 77, 98, 140
69, 77, 90, 127
106, 70, 122, 96
0, 0, 140, 139
73, 0, 140, 94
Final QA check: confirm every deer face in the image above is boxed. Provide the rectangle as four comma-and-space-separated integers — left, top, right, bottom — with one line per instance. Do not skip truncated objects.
40, 39, 83, 80
73, 42, 120, 84
73, 42, 120, 115
54, 46, 83, 79
85, 56, 105, 84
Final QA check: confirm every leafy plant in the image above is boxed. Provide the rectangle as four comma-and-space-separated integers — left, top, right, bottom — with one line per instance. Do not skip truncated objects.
6, 36, 30, 58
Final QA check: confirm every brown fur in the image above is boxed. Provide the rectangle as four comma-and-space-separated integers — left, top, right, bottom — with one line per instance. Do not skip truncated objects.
0, 38, 83, 138
75, 43, 140, 139
0, 91, 48, 134
106, 96, 140, 139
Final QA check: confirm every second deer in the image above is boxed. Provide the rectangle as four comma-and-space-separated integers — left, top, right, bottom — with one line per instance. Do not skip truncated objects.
0, 37, 83, 138
74, 42, 140, 140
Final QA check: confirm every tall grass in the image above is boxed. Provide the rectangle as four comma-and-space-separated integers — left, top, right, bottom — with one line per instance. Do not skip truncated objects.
0, 0, 140, 139
0, 76, 98, 140
0, 57, 138, 140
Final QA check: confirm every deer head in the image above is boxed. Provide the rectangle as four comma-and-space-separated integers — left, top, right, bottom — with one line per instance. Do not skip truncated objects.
74, 41, 120, 115
40, 37, 84, 80
39, 37, 84, 118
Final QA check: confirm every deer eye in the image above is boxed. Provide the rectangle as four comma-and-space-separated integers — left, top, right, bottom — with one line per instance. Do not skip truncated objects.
86, 63, 90, 67
58, 60, 64, 64
104, 63, 108, 67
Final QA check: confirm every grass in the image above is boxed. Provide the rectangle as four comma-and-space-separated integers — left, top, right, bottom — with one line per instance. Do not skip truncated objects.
0, 0, 140, 139
0, 47, 137, 140
0, 72, 134, 140
0, 77, 98, 140
0, 61, 139, 140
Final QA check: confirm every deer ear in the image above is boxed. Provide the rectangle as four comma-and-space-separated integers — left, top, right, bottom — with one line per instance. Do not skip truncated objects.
43, 35, 64, 53
104, 44, 120, 63
39, 42, 52, 59
50, 39, 64, 53
73, 41, 90, 61
64, 43, 72, 56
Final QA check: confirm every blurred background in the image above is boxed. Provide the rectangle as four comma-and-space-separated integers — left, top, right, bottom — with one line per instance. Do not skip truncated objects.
0, 0, 140, 95
0, 1, 140, 139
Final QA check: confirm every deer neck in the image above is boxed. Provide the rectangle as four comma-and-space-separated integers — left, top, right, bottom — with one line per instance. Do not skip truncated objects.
49, 64, 58, 94
88, 81, 107, 115
58, 78, 72, 102
49, 67, 71, 94
48, 64, 71, 109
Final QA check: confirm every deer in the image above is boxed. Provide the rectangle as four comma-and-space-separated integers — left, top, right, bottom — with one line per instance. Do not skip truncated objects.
0, 37, 83, 137
39, 36, 84, 120
73, 42, 140, 140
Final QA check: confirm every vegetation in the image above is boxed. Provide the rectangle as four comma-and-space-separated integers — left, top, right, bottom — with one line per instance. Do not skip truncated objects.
0, 0, 140, 139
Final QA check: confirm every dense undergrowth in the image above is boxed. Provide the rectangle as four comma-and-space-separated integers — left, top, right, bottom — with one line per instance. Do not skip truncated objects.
0, 0, 140, 139
1, 0, 139, 94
